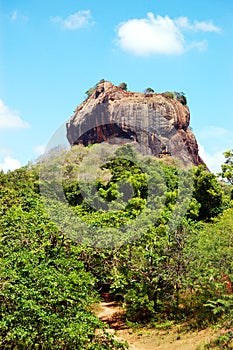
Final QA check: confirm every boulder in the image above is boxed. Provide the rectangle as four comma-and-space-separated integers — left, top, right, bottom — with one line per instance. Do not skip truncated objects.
66, 81, 205, 167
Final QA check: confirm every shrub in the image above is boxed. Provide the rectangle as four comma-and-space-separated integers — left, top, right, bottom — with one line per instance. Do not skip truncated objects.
118, 82, 127, 91
174, 92, 187, 105
85, 86, 96, 97
0, 168, 125, 349
124, 289, 155, 322
177, 94, 187, 105
144, 87, 155, 94
162, 91, 174, 99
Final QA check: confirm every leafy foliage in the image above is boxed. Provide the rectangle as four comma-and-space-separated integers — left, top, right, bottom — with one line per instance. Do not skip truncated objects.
0, 167, 125, 349
174, 91, 187, 105
193, 166, 223, 220
118, 82, 127, 91
162, 91, 175, 99
219, 149, 233, 186
85, 86, 96, 97
162, 91, 187, 105
201, 331, 233, 349
144, 87, 155, 94
51, 144, 228, 324
0, 144, 232, 349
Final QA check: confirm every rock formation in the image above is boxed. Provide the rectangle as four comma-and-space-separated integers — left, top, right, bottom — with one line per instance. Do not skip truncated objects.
66, 81, 205, 167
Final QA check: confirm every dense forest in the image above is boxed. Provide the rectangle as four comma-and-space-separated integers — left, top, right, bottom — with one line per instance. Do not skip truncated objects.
0, 144, 233, 349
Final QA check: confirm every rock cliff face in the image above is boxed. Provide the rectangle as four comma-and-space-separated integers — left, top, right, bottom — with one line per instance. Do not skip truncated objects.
66, 81, 205, 167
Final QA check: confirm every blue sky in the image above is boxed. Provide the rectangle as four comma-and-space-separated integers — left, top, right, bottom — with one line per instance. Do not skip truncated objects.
0, 0, 232, 173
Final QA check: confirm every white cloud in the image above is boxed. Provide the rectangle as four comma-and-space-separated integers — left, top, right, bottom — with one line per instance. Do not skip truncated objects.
175, 17, 221, 33
199, 144, 225, 174
0, 99, 30, 129
34, 144, 46, 156
193, 20, 221, 33
196, 126, 232, 173
117, 13, 184, 56
116, 13, 221, 56
0, 156, 21, 173
51, 10, 93, 30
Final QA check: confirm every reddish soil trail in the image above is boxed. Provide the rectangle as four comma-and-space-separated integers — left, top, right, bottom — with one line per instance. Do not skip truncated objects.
95, 302, 224, 350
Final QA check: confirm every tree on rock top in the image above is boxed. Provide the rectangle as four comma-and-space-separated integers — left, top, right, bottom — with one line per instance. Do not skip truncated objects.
118, 82, 127, 91
144, 87, 155, 94
174, 92, 187, 105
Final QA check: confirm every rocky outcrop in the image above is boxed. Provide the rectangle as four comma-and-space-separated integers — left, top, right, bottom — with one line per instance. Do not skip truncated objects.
66, 81, 205, 167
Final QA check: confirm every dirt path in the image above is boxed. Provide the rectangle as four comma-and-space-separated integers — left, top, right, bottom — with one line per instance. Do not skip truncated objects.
95, 302, 123, 321
115, 327, 219, 350
95, 302, 227, 350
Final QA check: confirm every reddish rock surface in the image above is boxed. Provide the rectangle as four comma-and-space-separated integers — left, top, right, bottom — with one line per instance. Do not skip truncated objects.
66, 81, 205, 167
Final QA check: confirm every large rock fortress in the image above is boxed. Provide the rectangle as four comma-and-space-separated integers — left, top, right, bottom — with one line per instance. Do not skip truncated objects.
66, 81, 205, 167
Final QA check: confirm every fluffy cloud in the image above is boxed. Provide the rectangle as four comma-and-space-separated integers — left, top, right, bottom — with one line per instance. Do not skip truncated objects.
196, 126, 232, 173
116, 13, 221, 56
198, 144, 225, 174
51, 10, 93, 30
0, 156, 21, 173
117, 13, 184, 56
0, 99, 29, 129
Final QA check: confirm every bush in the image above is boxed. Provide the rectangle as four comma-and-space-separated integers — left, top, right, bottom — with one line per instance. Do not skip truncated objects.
162, 91, 174, 99
0, 168, 125, 349
177, 94, 187, 105
124, 289, 155, 322
85, 86, 96, 97
118, 82, 127, 91
144, 87, 155, 94
174, 92, 187, 105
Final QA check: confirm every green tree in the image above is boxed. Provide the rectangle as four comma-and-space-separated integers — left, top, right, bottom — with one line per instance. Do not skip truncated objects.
118, 82, 127, 91
185, 208, 233, 326
85, 86, 96, 97
144, 87, 154, 94
193, 166, 223, 220
174, 92, 187, 105
35, 144, 233, 330
220, 149, 233, 185
0, 167, 126, 349
162, 91, 174, 99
